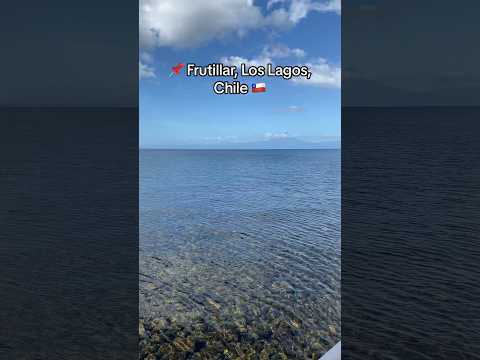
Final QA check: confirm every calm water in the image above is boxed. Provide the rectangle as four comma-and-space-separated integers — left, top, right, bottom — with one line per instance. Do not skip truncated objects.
342, 107, 480, 359
139, 149, 340, 359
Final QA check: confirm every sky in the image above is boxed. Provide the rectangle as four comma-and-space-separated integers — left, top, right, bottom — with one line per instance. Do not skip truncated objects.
139, 0, 341, 148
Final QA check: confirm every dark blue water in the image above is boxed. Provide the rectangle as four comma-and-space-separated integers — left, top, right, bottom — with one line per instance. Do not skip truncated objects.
342, 107, 480, 360
0, 109, 138, 360
139, 149, 340, 358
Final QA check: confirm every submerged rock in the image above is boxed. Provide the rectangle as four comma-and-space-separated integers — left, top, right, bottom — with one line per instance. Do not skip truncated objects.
139, 321, 146, 338
139, 314, 339, 360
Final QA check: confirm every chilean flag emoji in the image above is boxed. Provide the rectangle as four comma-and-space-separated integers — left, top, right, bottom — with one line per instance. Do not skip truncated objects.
252, 83, 266, 93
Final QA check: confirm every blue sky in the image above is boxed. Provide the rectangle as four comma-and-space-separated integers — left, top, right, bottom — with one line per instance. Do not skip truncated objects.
140, 0, 340, 148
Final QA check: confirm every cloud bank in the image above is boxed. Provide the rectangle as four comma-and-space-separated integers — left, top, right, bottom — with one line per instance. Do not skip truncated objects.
140, 0, 263, 49
221, 45, 341, 88
139, 0, 340, 49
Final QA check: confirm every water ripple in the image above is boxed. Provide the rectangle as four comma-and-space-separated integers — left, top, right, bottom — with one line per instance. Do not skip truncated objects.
140, 150, 340, 358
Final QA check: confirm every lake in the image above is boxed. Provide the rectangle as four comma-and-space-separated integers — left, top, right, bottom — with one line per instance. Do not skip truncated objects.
139, 149, 340, 359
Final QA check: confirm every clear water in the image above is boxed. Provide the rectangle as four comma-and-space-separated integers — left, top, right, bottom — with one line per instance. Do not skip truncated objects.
139, 149, 340, 359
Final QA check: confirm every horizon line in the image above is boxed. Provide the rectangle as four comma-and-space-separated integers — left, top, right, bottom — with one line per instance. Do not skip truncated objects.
139, 147, 341, 150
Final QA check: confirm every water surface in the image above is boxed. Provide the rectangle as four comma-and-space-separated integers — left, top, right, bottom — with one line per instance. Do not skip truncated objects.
140, 149, 340, 359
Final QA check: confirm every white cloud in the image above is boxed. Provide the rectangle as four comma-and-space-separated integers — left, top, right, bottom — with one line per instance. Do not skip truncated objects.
264, 132, 290, 140
265, 44, 306, 58
273, 105, 305, 112
291, 0, 340, 19
221, 55, 268, 68
312, 0, 341, 14
221, 46, 340, 89
202, 135, 238, 143
139, 61, 156, 79
140, 0, 264, 49
221, 44, 305, 68
267, 0, 341, 27
292, 58, 340, 88
139, 0, 340, 50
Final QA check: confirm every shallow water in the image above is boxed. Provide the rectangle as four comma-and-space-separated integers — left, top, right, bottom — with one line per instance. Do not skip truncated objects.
139, 149, 340, 359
